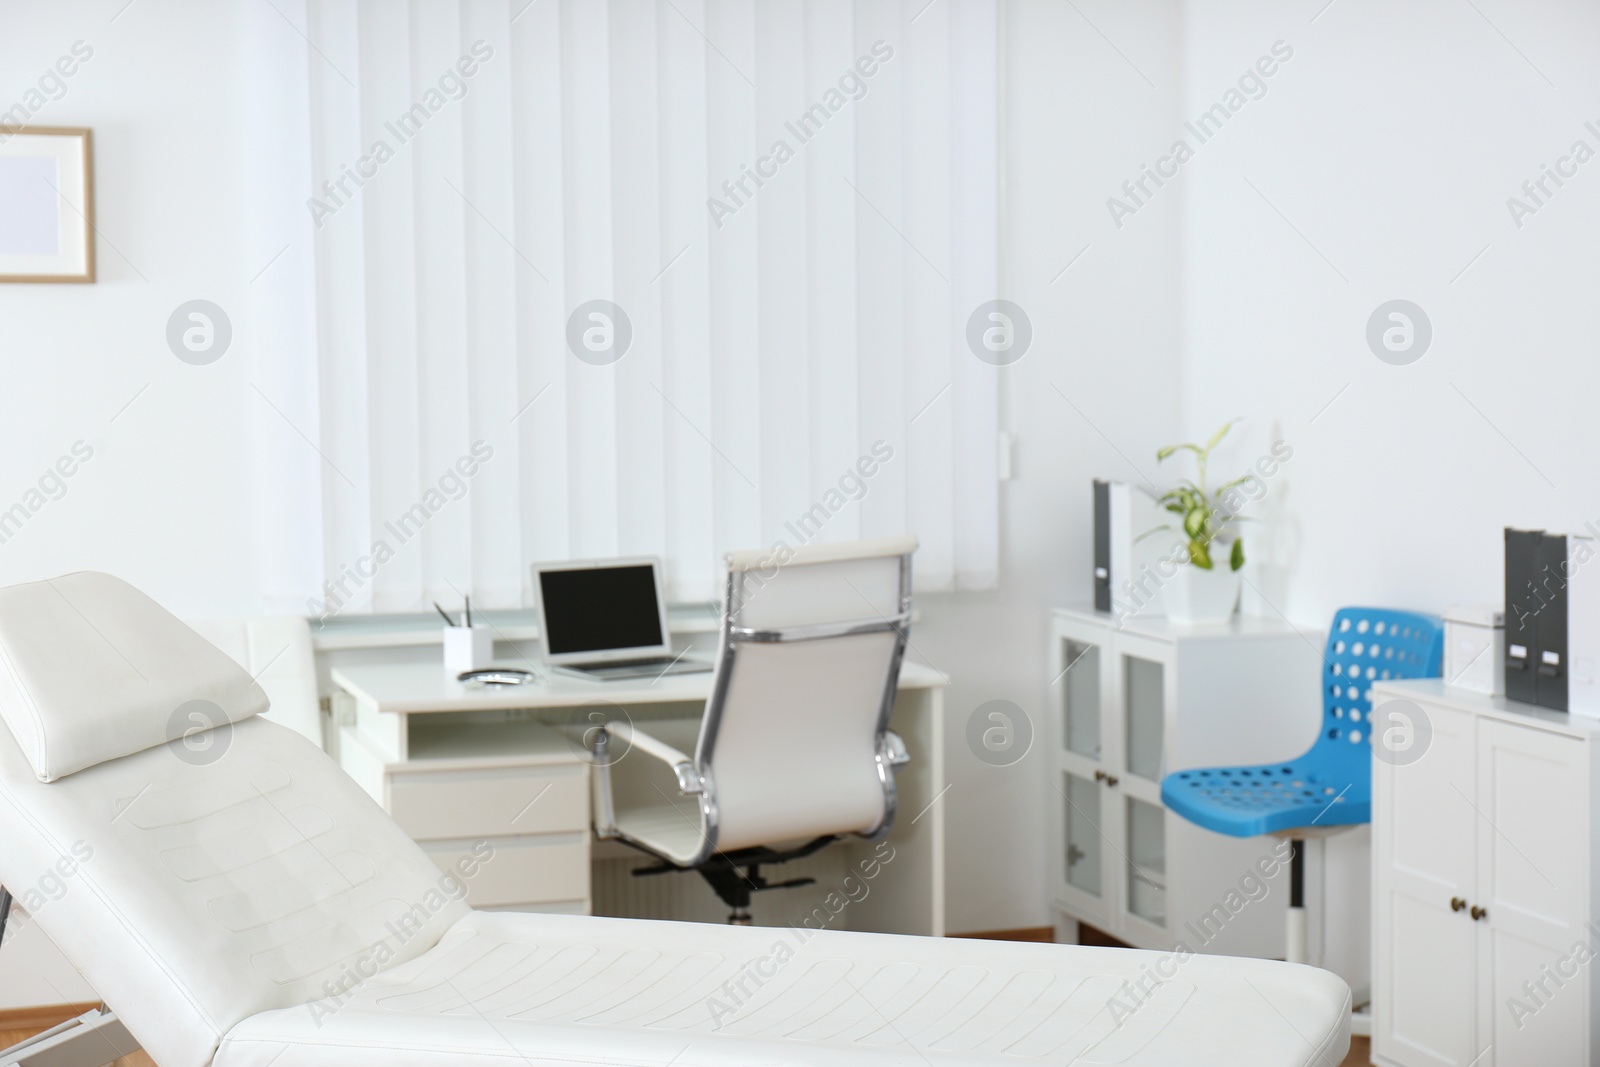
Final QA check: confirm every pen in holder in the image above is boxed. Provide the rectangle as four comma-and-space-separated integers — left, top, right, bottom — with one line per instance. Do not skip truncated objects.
444, 624, 493, 677
438, 595, 490, 677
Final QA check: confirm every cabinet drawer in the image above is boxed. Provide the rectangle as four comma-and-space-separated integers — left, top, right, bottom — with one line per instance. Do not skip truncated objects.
390, 764, 588, 840
422, 835, 589, 907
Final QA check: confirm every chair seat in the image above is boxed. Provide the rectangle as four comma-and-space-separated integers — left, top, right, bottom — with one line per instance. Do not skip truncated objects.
613, 803, 708, 866
1161, 608, 1442, 840
1161, 760, 1367, 838
214, 910, 1350, 1067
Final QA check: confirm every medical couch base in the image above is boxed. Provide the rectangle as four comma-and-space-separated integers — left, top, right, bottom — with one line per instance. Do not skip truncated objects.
0, 1007, 139, 1067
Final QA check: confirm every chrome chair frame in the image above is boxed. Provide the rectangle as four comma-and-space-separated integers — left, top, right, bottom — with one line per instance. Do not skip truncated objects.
591, 546, 914, 917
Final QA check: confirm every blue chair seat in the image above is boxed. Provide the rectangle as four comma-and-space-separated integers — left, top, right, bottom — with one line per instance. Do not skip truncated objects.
1162, 760, 1366, 837
1161, 607, 1443, 840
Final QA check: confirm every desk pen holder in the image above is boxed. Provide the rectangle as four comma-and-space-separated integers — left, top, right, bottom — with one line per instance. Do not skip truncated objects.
444, 624, 493, 677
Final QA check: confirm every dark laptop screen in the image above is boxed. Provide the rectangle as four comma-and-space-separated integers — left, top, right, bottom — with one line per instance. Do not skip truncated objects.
539, 564, 664, 655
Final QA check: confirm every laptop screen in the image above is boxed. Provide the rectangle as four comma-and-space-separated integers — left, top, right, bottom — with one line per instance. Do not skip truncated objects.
538, 563, 665, 657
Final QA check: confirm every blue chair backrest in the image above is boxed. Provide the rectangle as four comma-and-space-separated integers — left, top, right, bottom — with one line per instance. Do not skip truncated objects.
1321, 607, 1443, 770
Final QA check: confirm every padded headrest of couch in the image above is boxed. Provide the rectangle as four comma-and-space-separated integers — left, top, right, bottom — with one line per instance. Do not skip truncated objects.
0, 571, 268, 781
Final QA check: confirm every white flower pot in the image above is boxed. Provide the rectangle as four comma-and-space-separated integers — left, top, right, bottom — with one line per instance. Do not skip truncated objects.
1165, 561, 1241, 624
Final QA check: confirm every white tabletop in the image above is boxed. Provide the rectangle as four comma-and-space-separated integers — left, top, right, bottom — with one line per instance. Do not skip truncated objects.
1053, 603, 1317, 642
332, 658, 948, 715
1375, 678, 1600, 740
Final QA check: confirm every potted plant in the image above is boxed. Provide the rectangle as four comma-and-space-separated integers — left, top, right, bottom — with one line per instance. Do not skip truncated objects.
1141, 419, 1251, 624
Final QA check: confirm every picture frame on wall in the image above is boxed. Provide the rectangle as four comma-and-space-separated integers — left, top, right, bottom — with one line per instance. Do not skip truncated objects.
0, 126, 94, 283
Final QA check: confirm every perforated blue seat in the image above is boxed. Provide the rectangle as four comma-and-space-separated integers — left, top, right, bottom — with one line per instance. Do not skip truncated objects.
1162, 607, 1444, 838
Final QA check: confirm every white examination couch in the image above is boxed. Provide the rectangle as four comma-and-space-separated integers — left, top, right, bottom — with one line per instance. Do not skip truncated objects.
0, 573, 1350, 1067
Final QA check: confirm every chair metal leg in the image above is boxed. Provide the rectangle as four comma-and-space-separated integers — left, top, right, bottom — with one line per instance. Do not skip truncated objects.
1285, 838, 1308, 964
0, 1006, 139, 1067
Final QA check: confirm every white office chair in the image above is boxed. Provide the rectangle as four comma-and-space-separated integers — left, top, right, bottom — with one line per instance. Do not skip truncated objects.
0, 571, 1352, 1067
592, 536, 916, 923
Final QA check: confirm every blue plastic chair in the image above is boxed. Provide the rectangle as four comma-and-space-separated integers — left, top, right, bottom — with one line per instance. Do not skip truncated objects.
1163, 607, 1444, 837
1161, 607, 1443, 964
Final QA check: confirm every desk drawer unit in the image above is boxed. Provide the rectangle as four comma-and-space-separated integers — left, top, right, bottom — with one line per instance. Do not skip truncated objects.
389, 763, 591, 911
419, 835, 590, 908
389, 764, 588, 840
338, 723, 593, 912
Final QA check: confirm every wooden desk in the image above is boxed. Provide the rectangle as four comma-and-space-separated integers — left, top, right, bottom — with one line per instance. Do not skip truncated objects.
332, 661, 949, 936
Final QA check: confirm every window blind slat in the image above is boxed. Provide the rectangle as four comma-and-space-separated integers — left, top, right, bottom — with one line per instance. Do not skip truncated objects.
305, 0, 999, 613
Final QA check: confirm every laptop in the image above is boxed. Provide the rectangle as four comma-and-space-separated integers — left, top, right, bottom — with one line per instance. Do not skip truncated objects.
532, 556, 712, 681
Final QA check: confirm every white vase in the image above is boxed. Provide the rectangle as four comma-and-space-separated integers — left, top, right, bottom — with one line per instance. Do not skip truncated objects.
1165, 561, 1241, 624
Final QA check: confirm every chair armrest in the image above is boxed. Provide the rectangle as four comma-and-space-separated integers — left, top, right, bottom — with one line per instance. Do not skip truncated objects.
603, 723, 702, 794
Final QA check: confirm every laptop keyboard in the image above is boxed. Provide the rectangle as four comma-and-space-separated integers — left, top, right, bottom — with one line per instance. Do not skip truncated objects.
573, 657, 711, 680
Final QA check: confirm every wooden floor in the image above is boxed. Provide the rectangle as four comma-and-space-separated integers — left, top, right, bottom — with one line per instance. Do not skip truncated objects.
1343, 1036, 1372, 1065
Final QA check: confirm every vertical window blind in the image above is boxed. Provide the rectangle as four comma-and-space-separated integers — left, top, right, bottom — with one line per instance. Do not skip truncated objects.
301, 0, 998, 614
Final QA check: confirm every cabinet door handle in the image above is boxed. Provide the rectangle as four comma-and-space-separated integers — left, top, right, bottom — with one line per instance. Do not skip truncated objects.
1450, 897, 1467, 912
1470, 905, 1488, 921
1104, 774, 1119, 787
1093, 770, 1107, 782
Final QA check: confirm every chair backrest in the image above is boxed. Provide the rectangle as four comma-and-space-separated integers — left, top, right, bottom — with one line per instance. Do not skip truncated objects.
187, 615, 324, 748
1319, 607, 1444, 769
696, 536, 915, 855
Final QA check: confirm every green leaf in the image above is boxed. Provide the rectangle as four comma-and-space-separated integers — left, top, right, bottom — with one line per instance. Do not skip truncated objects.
1183, 509, 1207, 540
1156, 443, 1202, 462
1203, 418, 1241, 455
1188, 540, 1213, 569
1215, 475, 1252, 494
1230, 538, 1245, 572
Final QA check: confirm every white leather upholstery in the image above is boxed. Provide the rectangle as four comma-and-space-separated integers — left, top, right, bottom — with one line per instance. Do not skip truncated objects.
0, 571, 268, 781
612, 804, 707, 865
213, 911, 1351, 1066
708, 542, 910, 851
603, 540, 913, 862
188, 616, 323, 748
726, 535, 913, 630
0, 714, 467, 1067
710, 633, 899, 850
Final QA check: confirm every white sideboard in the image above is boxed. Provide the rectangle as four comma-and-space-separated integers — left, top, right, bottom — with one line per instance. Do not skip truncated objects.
1047, 606, 1325, 957
1372, 679, 1600, 1067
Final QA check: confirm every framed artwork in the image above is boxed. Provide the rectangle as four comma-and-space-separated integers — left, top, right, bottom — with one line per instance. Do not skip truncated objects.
0, 126, 94, 283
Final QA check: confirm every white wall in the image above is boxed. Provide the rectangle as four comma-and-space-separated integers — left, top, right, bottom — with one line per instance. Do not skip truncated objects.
1179, 0, 1600, 620
925, 0, 1184, 935
1175, 0, 1600, 990
0, 0, 320, 619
